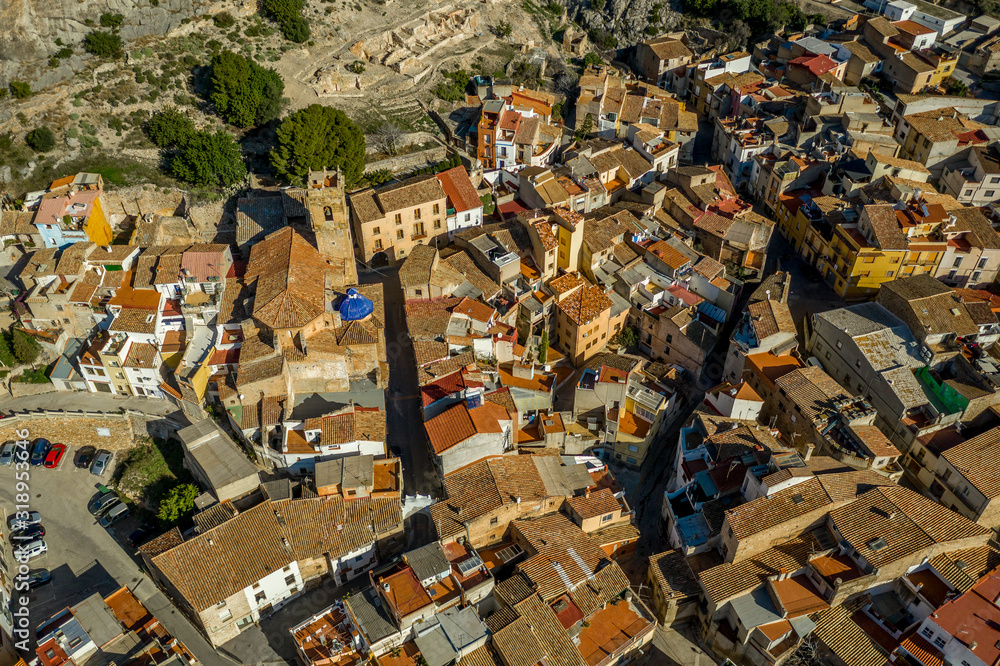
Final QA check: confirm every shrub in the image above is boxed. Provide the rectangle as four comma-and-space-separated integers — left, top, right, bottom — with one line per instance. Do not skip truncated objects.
157, 483, 198, 526
347, 61, 366, 74
270, 104, 366, 185
25, 126, 56, 152
55, 47, 73, 59
213, 11, 236, 28
491, 20, 513, 38
9, 81, 31, 99
84, 31, 124, 58
583, 52, 602, 67
12, 329, 40, 364
210, 50, 285, 127
171, 129, 247, 187
99, 12, 124, 29
280, 15, 311, 42
146, 108, 195, 147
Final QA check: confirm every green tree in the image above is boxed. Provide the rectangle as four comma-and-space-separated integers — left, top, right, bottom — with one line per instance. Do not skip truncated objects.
12, 330, 39, 365
280, 15, 311, 42
0, 333, 16, 367
157, 483, 199, 526
612, 326, 638, 348
947, 77, 969, 96
146, 108, 195, 147
583, 52, 603, 67
84, 31, 123, 58
171, 129, 247, 187
538, 330, 549, 364
270, 104, 366, 185
25, 126, 55, 152
262, 0, 305, 24
9, 81, 31, 99
99, 12, 124, 29
210, 50, 285, 127
491, 20, 513, 38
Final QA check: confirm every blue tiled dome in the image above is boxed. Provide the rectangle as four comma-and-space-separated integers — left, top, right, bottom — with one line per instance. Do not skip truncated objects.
339, 288, 373, 321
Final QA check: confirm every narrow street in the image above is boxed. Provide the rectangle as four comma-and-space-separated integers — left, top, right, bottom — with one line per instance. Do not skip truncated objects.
359, 266, 440, 499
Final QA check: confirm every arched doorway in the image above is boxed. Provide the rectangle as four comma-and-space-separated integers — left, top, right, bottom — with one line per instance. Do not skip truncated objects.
370, 251, 389, 269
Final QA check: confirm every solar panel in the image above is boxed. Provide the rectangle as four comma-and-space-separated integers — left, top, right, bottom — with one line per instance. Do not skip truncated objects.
497, 544, 524, 563
457, 554, 484, 576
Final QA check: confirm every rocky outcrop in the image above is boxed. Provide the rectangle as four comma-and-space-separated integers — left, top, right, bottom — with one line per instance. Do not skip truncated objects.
0, 0, 254, 84
564, 0, 681, 52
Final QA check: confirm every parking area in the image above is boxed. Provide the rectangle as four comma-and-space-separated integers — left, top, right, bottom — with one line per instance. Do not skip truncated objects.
0, 443, 234, 666
1, 445, 141, 625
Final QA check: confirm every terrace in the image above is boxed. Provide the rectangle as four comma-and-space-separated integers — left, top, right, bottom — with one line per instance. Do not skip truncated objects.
575, 596, 656, 666
290, 602, 363, 666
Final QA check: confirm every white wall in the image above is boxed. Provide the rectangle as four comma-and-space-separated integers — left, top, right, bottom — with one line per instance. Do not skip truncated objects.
242, 561, 304, 619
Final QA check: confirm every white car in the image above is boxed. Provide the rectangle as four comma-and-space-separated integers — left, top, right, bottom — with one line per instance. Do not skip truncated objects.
14, 538, 47, 561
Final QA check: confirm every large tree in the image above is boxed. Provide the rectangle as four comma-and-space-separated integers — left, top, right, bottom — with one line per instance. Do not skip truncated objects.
210, 50, 284, 128
171, 129, 247, 187
146, 108, 194, 148
270, 104, 365, 185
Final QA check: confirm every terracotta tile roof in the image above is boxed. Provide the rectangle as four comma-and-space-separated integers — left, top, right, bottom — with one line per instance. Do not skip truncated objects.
558, 284, 613, 326
849, 425, 900, 459
904, 108, 986, 144
151, 496, 401, 611
699, 533, 820, 605
929, 542, 1000, 592
110, 308, 158, 335
424, 400, 509, 454
138, 526, 184, 558
453, 297, 496, 323
181, 244, 229, 282
747, 299, 795, 339
646, 240, 690, 270
899, 634, 944, 666
941, 426, 1000, 499
406, 297, 461, 340
829, 486, 989, 570
646, 37, 693, 61
0, 210, 37, 236
483, 386, 518, 417
461, 644, 504, 666
374, 174, 447, 214
725, 477, 832, 540
236, 354, 285, 388
436, 166, 482, 213
491, 615, 549, 666
813, 605, 887, 666
513, 513, 612, 601
549, 272, 584, 296
863, 204, 908, 250
413, 340, 449, 367
443, 251, 501, 299
320, 406, 386, 445
417, 351, 476, 385
842, 40, 880, 64
421, 370, 483, 407
774, 367, 851, 422
247, 227, 328, 330
123, 343, 158, 369
566, 488, 620, 520
648, 549, 700, 601
430, 457, 550, 539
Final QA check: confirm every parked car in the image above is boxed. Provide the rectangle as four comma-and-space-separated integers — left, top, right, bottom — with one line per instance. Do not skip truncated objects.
13, 539, 47, 561
88, 489, 119, 516
26, 569, 51, 589
29, 439, 50, 466
90, 450, 112, 477
126, 524, 157, 548
10, 524, 44, 542
75, 445, 96, 469
7, 512, 41, 530
0, 441, 15, 466
99, 502, 129, 528
43, 443, 66, 469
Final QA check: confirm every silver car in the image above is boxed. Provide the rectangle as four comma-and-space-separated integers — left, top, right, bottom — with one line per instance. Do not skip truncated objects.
99, 502, 128, 528
90, 450, 112, 477
13, 539, 47, 561
0, 442, 14, 466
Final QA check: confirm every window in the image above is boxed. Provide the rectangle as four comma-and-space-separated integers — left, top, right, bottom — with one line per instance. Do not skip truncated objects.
284, 574, 296, 586
396, 230, 404, 240
884, 270, 894, 277
973, 272, 982, 282
219, 609, 233, 622
414, 208, 422, 220
836, 341, 843, 349
55, 304, 64, 311
434, 220, 442, 230
255, 591, 266, 603
954, 258, 963, 268
372, 226, 380, 235
979, 258, 989, 268
988, 191, 996, 198
415, 289, 423, 296
490, 517, 499, 526
664, 345, 670, 355
626, 457, 637, 464
374, 240, 382, 250
253, 582, 261, 589
433, 203, 440, 214
666, 334, 673, 343
862, 256, 875, 263
933, 637, 946, 649
601, 513, 614, 522
395, 214, 402, 224
628, 445, 639, 453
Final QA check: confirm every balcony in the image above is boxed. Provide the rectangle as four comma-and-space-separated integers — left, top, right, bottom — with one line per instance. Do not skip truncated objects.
411, 232, 427, 241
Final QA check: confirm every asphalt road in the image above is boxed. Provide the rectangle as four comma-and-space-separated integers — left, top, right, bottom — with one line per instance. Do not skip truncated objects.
359, 266, 441, 499
0, 443, 234, 666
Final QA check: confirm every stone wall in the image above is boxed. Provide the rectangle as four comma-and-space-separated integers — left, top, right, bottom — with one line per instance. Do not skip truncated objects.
9, 382, 57, 398
366, 145, 449, 175
0, 412, 134, 451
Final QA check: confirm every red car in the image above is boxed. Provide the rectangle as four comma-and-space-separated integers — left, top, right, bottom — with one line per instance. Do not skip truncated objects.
43, 443, 66, 469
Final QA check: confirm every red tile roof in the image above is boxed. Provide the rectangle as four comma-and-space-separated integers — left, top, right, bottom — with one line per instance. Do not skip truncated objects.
436, 166, 482, 214
424, 400, 510, 454
420, 370, 484, 407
